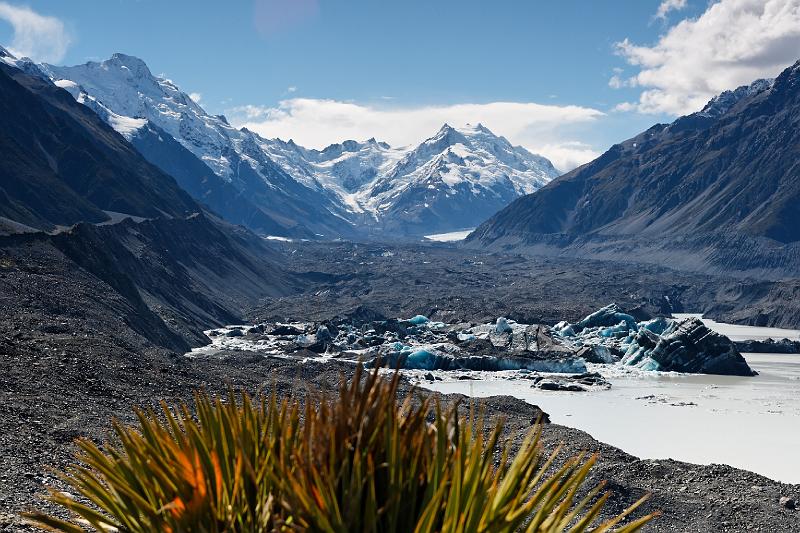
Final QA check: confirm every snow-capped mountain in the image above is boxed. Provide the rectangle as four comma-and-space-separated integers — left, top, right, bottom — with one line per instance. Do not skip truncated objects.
256, 123, 558, 234
44, 53, 559, 237
354, 123, 557, 234
45, 54, 357, 238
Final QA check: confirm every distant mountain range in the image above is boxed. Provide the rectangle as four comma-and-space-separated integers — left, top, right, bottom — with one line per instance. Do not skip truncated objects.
468, 61, 800, 279
33, 52, 557, 238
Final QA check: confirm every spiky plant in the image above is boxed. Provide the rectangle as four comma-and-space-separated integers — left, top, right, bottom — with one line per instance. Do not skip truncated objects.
26, 367, 656, 532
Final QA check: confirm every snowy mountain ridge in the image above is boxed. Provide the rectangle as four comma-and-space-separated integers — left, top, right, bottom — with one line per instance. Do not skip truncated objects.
42, 52, 559, 236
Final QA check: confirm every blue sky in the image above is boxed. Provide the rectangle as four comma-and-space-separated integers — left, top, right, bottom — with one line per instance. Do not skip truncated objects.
2, 0, 799, 170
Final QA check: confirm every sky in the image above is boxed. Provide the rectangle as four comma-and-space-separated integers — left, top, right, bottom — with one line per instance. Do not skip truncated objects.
2, 0, 800, 171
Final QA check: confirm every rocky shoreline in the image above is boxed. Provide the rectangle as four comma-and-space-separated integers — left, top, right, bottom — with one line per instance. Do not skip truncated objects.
2, 346, 799, 532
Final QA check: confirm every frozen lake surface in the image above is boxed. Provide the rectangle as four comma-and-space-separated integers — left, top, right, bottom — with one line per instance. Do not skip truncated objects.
419, 318, 800, 483
423, 229, 474, 242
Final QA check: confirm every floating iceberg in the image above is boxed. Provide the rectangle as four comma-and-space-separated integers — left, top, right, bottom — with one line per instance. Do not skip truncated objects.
556, 306, 755, 377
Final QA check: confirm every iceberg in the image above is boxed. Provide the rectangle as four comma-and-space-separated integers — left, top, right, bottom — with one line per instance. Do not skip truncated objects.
409, 315, 430, 325
560, 306, 756, 377
623, 317, 755, 376
495, 317, 513, 333
573, 304, 637, 333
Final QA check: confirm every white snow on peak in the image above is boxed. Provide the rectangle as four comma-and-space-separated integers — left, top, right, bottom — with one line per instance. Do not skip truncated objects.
357, 122, 558, 215
698, 78, 774, 118
0, 46, 51, 81
45, 55, 255, 184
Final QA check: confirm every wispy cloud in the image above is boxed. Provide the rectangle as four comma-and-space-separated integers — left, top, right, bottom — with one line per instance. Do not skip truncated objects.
188, 92, 202, 103
655, 0, 688, 20
615, 0, 800, 115
0, 2, 70, 63
228, 98, 604, 172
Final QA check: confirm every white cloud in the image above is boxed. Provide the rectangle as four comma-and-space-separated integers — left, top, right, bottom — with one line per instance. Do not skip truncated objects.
655, 0, 688, 20
616, 0, 800, 115
228, 98, 605, 172
612, 101, 638, 113
534, 142, 602, 173
188, 92, 202, 103
0, 2, 70, 63
286, 85, 297, 93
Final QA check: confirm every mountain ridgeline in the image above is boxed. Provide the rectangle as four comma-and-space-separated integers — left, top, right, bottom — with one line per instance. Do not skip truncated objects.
0, 53, 300, 350
42, 53, 558, 238
468, 61, 800, 279
0, 61, 197, 232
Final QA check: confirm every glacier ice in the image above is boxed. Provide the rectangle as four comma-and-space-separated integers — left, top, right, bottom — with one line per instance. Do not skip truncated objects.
190, 303, 755, 379
409, 314, 430, 325
556, 306, 755, 376
495, 317, 513, 333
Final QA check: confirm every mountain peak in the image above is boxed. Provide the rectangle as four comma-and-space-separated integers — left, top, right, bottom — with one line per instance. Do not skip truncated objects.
462, 122, 494, 135
698, 78, 773, 118
436, 123, 456, 134
107, 53, 153, 77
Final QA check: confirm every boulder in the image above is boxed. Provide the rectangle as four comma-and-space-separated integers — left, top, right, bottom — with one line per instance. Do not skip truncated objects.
271, 324, 304, 336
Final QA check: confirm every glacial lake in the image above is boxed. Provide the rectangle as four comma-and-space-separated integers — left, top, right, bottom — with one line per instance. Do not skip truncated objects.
418, 318, 800, 484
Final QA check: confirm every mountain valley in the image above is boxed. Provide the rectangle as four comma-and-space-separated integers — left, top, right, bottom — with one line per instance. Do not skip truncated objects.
2, 18, 800, 532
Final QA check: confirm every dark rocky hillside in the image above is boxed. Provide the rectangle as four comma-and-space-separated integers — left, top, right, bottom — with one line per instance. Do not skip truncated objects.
0, 63, 198, 232
468, 61, 800, 278
0, 213, 298, 350
129, 122, 312, 238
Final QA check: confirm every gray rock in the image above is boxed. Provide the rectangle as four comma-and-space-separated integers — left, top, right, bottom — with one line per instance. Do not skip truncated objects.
779, 496, 796, 510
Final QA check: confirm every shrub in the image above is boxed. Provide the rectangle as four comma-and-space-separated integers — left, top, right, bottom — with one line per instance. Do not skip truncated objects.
26, 366, 656, 532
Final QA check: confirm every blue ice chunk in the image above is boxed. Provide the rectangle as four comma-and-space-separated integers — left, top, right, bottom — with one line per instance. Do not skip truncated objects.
495, 317, 513, 333
639, 317, 671, 335
598, 320, 631, 338
457, 333, 476, 341
637, 358, 661, 371
315, 325, 332, 342
560, 325, 576, 337
409, 315, 430, 325
405, 349, 437, 369
574, 304, 637, 333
